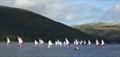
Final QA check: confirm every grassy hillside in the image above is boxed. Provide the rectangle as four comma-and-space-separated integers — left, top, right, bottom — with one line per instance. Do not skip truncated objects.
73, 23, 120, 43
0, 6, 96, 42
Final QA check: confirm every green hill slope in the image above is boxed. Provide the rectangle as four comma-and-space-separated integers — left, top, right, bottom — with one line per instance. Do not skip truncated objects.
0, 6, 96, 42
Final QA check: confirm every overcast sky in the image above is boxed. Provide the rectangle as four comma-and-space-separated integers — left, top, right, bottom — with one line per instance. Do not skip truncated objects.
0, 0, 120, 26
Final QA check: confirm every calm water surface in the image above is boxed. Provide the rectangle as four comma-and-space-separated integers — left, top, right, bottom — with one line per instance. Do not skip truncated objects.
0, 42, 120, 57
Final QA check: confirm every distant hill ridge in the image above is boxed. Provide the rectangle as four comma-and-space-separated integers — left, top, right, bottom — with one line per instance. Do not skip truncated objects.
73, 23, 120, 43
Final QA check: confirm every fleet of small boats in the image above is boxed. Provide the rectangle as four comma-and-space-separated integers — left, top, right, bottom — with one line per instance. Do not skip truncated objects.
5, 37, 106, 49
96, 39, 105, 47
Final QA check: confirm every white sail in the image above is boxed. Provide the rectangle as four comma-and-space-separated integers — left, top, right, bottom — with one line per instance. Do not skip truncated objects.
18, 37, 24, 48
65, 38, 70, 45
55, 40, 60, 46
63, 38, 70, 48
48, 40, 53, 48
55, 41, 57, 45
74, 39, 81, 50
88, 40, 91, 45
101, 40, 105, 46
73, 39, 76, 44
63, 41, 66, 45
59, 41, 62, 46
96, 39, 100, 46
41, 40, 44, 44
79, 40, 83, 44
18, 37, 24, 45
83, 40, 87, 45
35, 40, 39, 46
7, 37, 10, 45
74, 41, 75, 44
74, 39, 79, 45
39, 39, 44, 45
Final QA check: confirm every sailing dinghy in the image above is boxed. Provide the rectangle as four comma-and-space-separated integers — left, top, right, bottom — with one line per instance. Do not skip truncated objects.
34, 40, 39, 46
18, 37, 24, 48
7, 37, 10, 46
48, 40, 53, 48
88, 40, 91, 45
